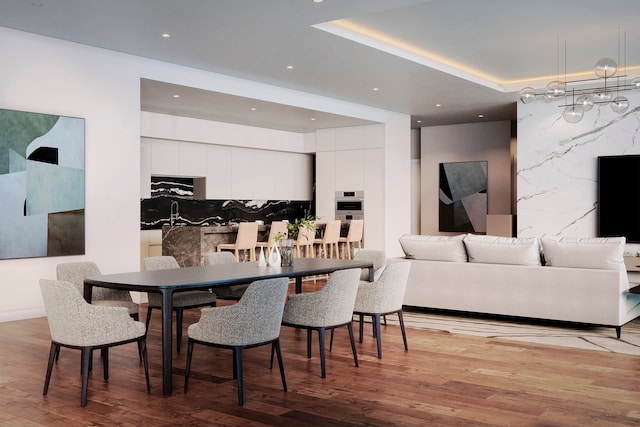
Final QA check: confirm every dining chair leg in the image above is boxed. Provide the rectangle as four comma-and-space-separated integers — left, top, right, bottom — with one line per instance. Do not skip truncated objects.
317, 327, 327, 378
346, 323, 359, 367
358, 314, 365, 343
272, 340, 287, 392
102, 348, 109, 380
43, 342, 58, 395
175, 308, 184, 353
372, 313, 383, 359
306, 329, 312, 358
184, 340, 194, 393
139, 339, 151, 392
398, 310, 409, 351
234, 346, 244, 406
81, 347, 92, 407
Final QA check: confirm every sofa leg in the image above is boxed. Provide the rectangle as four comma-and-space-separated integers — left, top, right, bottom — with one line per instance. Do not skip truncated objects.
616, 326, 621, 339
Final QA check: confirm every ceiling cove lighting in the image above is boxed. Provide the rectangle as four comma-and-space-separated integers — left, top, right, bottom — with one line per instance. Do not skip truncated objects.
519, 33, 639, 123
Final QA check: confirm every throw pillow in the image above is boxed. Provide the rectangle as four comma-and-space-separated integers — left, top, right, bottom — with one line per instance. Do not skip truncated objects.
398, 234, 467, 262
463, 234, 542, 266
540, 236, 626, 271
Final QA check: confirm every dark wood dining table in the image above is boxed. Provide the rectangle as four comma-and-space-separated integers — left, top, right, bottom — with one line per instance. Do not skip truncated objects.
84, 257, 374, 395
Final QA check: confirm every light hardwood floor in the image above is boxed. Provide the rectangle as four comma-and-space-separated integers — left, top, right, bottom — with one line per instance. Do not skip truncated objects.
2, 281, 640, 426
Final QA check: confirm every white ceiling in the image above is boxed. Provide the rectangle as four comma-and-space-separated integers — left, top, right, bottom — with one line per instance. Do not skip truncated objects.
1, 0, 639, 132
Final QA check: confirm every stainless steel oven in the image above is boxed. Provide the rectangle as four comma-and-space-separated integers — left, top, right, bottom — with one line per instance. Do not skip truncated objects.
335, 191, 364, 221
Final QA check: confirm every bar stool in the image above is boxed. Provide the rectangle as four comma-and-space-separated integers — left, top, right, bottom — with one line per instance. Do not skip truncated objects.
293, 224, 316, 258
217, 222, 259, 262
255, 221, 288, 258
338, 219, 364, 259
314, 220, 341, 259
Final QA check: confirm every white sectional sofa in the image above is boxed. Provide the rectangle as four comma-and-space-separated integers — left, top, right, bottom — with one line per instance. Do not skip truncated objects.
396, 234, 640, 337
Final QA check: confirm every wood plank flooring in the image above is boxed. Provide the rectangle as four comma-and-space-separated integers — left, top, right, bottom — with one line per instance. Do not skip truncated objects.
2, 281, 640, 426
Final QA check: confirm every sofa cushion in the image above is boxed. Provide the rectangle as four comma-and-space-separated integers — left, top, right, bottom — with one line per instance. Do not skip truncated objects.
463, 234, 542, 266
540, 236, 626, 271
398, 234, 467, 262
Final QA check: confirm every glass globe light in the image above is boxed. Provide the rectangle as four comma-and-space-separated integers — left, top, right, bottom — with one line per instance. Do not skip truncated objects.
545, 80, 566, 98
611, 96, 630, 114
632, 77, 640, 89
575, 94, 594, 111
563, 105, 584, 123
594, 57, 617, 78
519, 87, 536, 104
593, 90, 613, 104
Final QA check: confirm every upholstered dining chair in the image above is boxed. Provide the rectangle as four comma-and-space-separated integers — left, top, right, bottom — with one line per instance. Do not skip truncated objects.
143, 256, 217, 353
57, 261, 139, 320
351, 261, 411, 359
184, 277, 290, 406
216, 221, 259, 262
293, 224, 316, 258
255, 220, 288, 258
202, 251, 248, 300
338, 219, 364, 259
40, 279, 150, 407
353, 249, 387, 281
313, 220, 341, 259
280, 268, 360, 378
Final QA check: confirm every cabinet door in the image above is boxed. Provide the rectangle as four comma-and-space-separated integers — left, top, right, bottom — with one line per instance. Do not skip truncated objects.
205, 145, 232, 199
315, 151, 336, 220
230, 147, 255, 199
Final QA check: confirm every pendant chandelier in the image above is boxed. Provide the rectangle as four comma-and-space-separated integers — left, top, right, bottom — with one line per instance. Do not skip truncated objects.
519, 34, 640, 123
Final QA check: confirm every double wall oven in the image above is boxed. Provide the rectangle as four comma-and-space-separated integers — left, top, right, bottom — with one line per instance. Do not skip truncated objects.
335, 191, 364, 221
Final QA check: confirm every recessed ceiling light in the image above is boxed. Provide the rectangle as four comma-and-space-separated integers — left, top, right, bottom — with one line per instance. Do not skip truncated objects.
417, 120, 422, 123
313, 0, 323, 3
435, 104, 441, 107
286, 65, 294, 69
172, 94, 180, 98
372, 87, 379, 91
250, 107, 257, 111
478, 114, 484, 118
310, 118, 316, 121
161, 33, 171, 38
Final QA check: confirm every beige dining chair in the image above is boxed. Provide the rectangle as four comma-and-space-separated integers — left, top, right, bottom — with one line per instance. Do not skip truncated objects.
143, 256, 217, 353
202, 251, 248, 300
40, 279, 150, 407
216, 222, 259, 262
293, 224, 316, 258
184, 277, 290, 406
352, 261, 411, 359
56, 261, 139, 320
338, 219, 364, 259
313, 220, 341, 259
280, 268, 360, 378
255, 220, 288, 258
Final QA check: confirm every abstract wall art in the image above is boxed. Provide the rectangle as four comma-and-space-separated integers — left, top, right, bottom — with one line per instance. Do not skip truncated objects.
439, 161, 487, 233
0, 108, 85, 259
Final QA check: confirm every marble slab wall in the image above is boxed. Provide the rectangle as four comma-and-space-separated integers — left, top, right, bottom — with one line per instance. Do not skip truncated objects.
517, 90, 640, 251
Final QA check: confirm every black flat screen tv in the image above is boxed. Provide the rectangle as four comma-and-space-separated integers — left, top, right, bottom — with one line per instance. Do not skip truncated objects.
598, 154, 640, 243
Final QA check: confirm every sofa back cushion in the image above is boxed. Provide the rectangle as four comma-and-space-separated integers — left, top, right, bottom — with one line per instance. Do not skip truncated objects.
463, 234, 542, 266
398, 234, 467, 262
540, 236, 626, 271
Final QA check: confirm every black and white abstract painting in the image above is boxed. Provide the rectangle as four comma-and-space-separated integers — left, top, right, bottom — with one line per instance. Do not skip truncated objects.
439, 161, 487, 233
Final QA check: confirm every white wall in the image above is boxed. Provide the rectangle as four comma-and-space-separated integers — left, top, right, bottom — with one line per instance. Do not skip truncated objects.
0, 27, 411, 322
420, 121, 512, 235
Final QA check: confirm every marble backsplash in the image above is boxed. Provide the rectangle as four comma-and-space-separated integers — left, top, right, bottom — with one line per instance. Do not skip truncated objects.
140, 197, 313, 230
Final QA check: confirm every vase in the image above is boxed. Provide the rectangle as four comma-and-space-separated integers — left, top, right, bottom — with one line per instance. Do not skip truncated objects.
257, 246, 267, 266
268, 243, 281, 267
279, 238, 294, 267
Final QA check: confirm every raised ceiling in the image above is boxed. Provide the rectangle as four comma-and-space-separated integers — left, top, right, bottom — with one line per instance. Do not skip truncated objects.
1, 0, 638, 132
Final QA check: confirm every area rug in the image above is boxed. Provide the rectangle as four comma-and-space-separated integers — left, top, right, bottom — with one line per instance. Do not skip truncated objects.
384, 309, 640, 355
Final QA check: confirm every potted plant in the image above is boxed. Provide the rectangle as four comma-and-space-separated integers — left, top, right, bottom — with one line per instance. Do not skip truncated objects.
276, 215, 317, 265
285, 214, 317, 241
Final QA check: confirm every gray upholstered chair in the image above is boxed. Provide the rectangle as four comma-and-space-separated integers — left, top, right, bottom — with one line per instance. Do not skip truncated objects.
184, 277, 290, 406
56, 261, 139, 320
202, 251, 248, 300
352, 261, 411, 359
143, 256, 217, 352
353, 249, 387, 281
40, 279, 150, 407
280, 268, 360, 378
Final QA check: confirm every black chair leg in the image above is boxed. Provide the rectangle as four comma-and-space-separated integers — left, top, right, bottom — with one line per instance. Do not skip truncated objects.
43, 342, 58, 395
176, 308, 183, 353
273, 340, 287, 392
346, 323, 359, 367
145, 307, 153, 330
80, 347, 92, 407
234, 346, 244, 406
398, 310, 408, 351
184, 340, 194, 393
358, 314, 364, 342
138, 339, 151, 392
306, 329, 312, 359
102, 348, 109, 380
318, 328, 326, 378
329, 329, 334, 351
373, 313, 383, 359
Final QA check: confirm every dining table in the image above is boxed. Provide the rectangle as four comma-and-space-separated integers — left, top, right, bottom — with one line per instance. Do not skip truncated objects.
84, 257, 374, 395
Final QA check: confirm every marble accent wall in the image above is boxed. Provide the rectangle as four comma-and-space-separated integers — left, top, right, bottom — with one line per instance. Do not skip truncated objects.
517, 90, 640, 247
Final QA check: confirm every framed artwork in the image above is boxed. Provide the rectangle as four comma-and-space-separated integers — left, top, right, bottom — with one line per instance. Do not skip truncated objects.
439, 161, 487, 233
0, 108, 85, 259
